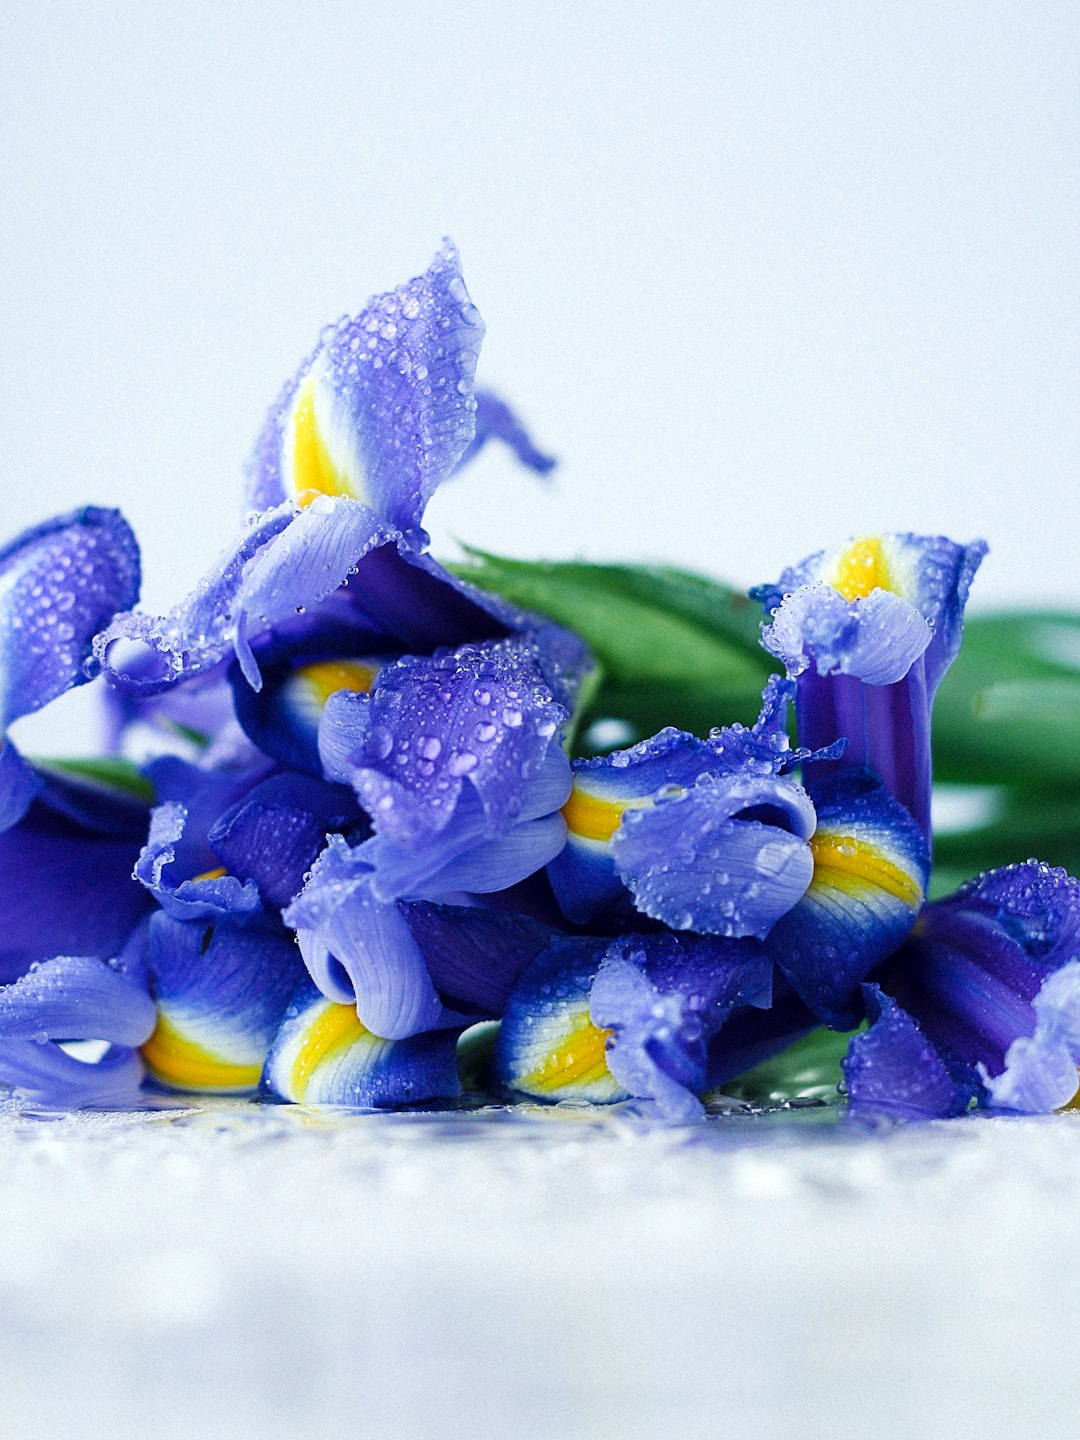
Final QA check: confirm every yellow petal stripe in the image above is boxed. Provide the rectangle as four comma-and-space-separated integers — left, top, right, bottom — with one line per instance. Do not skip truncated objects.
289, 1000, 369, 1102
141, 1013, 263, 1093
830, 536, 895, 602
298, 659, 379, 709
520, 1009, 613, 1095
562, 787, 630, 843
290, 376, 358, 507
809, 832, 923, 908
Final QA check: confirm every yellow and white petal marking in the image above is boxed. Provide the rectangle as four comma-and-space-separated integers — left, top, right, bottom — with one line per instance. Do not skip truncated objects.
806, 826, 924, 911
561, 783, 672, 847
282, 370, 366, 509
285, 998, 370, 1103
281, 657, 380, 734
504, 1004, 625, 1104
141, 1010, 265, 1094
821, 534, 918, 605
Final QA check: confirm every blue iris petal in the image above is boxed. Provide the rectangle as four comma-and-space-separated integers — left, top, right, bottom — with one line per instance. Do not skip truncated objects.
493, 935, 625, 1104
0, 954, 155, 1109
753, 532, 986, 693
842, 984, 972, 1120
209, 772, 364, 912
611, 771, 816, 939
0, 507, 140, 728
262, 976, 462, 1107
761, 584, 932, 687
402, 902, 555, 1015
591, 933, 772, 1122
247, 240, 485, 539
752, 534, 984, 840
0, 1043, 146, 1109
0, 955, 155, 1044
93, 504, 295, 696
136, 802, 263, 920
143, 911, 305, 1093
890, 861, 1080, 1111
0, 740, 42, 833
456, 391, 556, 476
0, 799, 154, 984
706, 982, 822, 1090
319, 637, 568, 847
763, 770, 929, 1029
284, 835, 455, 1038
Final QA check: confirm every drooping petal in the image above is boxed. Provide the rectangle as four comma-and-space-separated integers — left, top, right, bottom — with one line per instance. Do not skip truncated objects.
889, 861, 1080, 1109
319, 637, 568, 847
455, 391, 556, 476
247, 241, 485, 539
92, 504, 295, 696
401, 902, 555, 1015
705, 982, 822, 1091
590, 933, 772, 1123
763, 770, 929, 1029
209, 772, 364, 912
262, 976, 461, 1106
284, 835, 453, 1038
0, 1043, 146, 1109
0, 507, 140, 727
842, 984, 971, 1120
135, 803, 262, 921
141, 912, 304, 1094
0, 801, 154, 983
0, 954, 155, 1110
610, 771, 816, 939
492, 936, 626, 1104
0, 955, 156, 1044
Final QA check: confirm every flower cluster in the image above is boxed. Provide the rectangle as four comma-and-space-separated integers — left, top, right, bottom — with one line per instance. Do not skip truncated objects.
2, 243, 1078, 1122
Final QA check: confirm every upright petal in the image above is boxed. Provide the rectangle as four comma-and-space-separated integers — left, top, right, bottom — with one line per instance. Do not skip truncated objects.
455, 391, 556, 476
0, 507, 140, 728
247, 241, 485, 540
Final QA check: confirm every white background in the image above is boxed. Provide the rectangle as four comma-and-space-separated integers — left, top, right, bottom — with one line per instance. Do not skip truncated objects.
2, 4, 1078, 614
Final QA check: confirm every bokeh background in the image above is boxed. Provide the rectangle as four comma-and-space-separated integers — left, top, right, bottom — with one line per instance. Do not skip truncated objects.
3, 2, 1078, 629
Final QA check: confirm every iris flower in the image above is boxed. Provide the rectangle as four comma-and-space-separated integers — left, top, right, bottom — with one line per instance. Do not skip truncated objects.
0, 244, 1074, 1126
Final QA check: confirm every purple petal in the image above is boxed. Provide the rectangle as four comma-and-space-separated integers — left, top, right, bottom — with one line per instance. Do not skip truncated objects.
611, 771, 816, 938
209, 772, 364, 912
0, 1042, 145, 1109
842, 984, 971, 1121
319, 637, 567, 847
402, 902, 555, 1014
0, 507, 140, 726
761, 583, 932, 687
262, 976, 461, 1106
0, 804, 153, 983
455, 391, 556, 476
246, 241, 485, 539
764, 770, 929, 1028
284, 835, 453, 1038
0, 955, 155, 1045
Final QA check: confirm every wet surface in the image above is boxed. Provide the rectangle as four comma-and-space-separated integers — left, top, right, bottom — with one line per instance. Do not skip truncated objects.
0, 1099, 1076, 1439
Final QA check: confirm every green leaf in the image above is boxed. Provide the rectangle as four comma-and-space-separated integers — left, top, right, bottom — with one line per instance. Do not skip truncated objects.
449, 551, 775, 747
934, 611, 1080, 787
713, 1025, 857, 1106
32, 756, 155, 805
933, 787, 1080, 890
